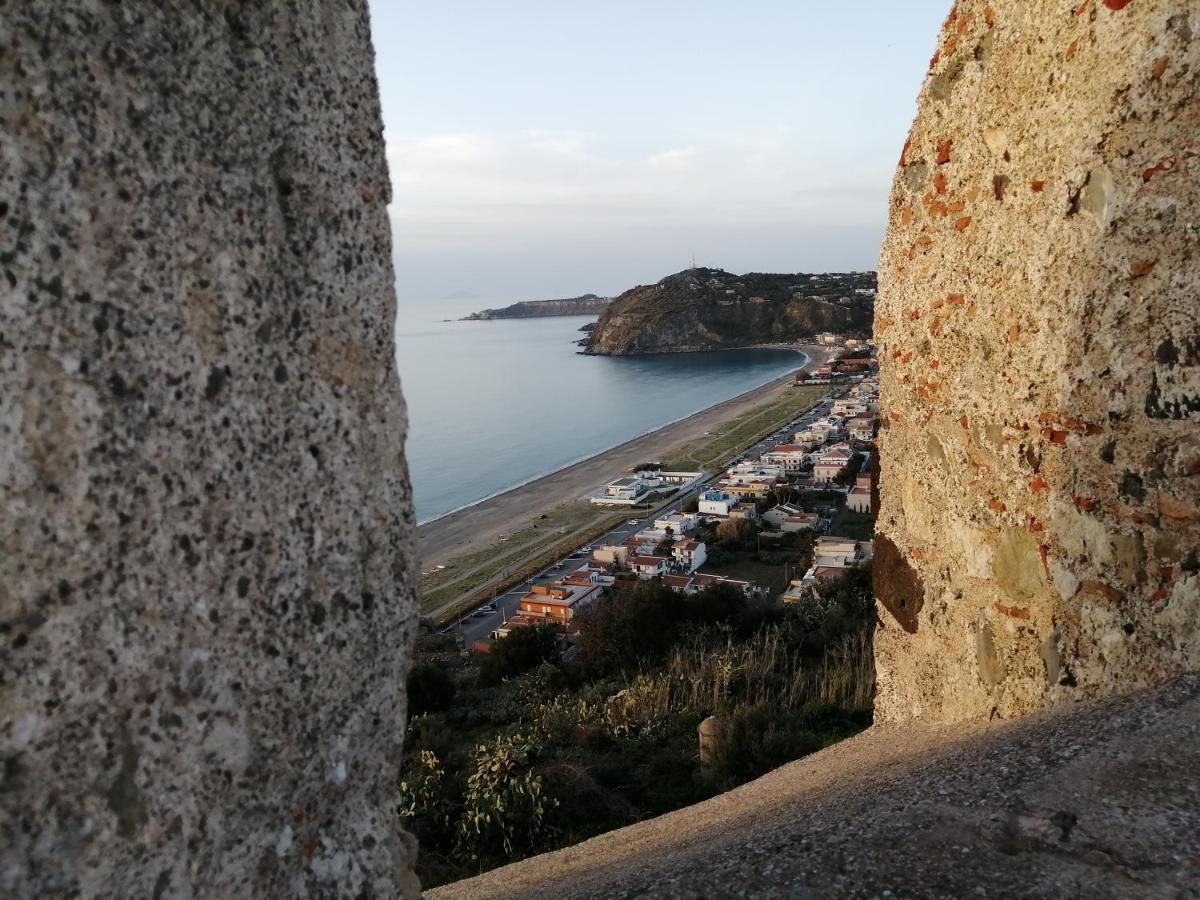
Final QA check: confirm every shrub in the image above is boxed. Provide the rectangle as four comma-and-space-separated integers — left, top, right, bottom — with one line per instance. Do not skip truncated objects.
707, 702, 835, 786
574, 580, 685, 676
478, 624, 560, 684
456, 734, 557, 862
407, 662, 456, 716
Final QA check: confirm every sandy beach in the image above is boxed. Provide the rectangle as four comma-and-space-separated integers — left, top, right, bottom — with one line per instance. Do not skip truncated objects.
417, 344, 833, 570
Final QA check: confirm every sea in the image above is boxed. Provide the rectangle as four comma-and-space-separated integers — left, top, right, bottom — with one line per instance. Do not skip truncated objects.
394, 300, 808, 524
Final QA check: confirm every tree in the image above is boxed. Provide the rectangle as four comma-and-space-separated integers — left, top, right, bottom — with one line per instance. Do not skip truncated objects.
407, 661, 456, 715
834, 453, 865, 486
478, 624, 560, 683
574, 580, 685, 675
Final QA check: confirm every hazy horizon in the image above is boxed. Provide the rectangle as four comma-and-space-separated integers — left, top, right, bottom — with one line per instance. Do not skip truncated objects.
370, 1, 950, 304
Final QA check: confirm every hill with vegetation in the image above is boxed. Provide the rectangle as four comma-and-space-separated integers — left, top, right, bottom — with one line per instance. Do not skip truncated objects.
463, 294, 610, 320
583, 268, 875, 355
401, 564, 874, 889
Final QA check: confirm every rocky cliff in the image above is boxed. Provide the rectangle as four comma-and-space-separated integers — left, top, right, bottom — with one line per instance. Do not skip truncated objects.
584, 268, 874, 355
874, 0, 1198, 723
1, 3, 419, 897
463, 293, 609, 320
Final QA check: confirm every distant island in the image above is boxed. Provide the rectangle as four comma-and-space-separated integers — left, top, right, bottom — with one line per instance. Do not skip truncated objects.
583, 267, 875, 355
462, 293, 611, 320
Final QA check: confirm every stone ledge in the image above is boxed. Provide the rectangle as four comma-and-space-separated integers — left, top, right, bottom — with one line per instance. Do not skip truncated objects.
431, 674, 1199, 899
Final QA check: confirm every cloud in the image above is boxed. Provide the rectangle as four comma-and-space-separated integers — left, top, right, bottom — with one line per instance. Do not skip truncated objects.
645, 147, 698, 170
384, 129, 894, 268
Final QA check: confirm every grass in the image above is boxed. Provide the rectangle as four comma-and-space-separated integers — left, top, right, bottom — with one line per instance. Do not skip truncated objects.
697, 556, 805, 595
831, 510, 876, 541
420, 506, 628, 617
662, 385, 827, 471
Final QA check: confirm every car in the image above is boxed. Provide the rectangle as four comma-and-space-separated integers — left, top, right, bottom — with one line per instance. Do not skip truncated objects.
627, 519, 640, 525
479, 603, 497, 613
470, 610, 488, 618
458, 618, 471, 625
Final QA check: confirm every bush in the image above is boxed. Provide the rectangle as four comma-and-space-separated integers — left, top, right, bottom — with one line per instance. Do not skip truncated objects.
407, 662, 456, 716
574, 580, 685, 676
706, 701, 866, 787
478, 625, 561, 684
456, 734, 557, 862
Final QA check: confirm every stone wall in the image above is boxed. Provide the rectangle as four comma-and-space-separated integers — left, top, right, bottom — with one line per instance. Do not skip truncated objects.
1, 3, 419, 896
875, 0, 1199, 722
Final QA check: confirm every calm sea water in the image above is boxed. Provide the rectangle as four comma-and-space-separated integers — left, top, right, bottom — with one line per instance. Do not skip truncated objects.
394, 304, 806, 524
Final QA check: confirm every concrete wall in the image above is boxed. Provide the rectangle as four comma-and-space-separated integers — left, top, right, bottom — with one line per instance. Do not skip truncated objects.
875, 0, 1199, 722
1, 4, 419, 896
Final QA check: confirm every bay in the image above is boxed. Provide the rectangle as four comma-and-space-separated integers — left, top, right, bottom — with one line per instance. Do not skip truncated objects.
394, 307, 806, 524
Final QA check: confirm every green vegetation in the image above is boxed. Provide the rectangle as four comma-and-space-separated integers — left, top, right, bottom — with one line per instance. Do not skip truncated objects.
419, 504, 628, 617
663, 385, 826, 471
400, 567, 875, 888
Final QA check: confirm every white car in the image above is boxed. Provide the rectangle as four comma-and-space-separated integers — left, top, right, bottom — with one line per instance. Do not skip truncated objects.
627, 519, 640, 525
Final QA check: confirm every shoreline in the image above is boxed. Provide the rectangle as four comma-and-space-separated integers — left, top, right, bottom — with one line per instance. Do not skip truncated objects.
416, 344, 809, 528
416, 344, 832, 570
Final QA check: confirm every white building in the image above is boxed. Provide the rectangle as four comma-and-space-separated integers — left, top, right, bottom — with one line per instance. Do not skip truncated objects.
847, 416, 877, 442
629, 554, 672, 579
801, 537, 874, 587
761, 444, 810, 472
846, 472, 873, 514
672, 538, 708, 573
813, 445, 855, 484
698, 489, 737, 517
655, 512, 698, 535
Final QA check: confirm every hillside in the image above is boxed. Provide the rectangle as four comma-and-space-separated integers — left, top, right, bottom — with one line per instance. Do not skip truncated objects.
584, 268, 875, 355
463, 293, 610, 320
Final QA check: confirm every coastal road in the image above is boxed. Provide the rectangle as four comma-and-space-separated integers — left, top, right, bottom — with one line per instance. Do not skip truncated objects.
444, 395, 842, 645
417, 345, 839, 572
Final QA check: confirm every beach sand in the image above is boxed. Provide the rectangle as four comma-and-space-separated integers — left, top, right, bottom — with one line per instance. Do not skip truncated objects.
416, 345, 834, 570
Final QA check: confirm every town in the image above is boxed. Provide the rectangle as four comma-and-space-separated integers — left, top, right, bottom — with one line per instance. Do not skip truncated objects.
450, 340, 880, 656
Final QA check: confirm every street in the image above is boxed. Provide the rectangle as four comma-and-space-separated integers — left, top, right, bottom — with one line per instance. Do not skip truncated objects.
445, 394, 841, 647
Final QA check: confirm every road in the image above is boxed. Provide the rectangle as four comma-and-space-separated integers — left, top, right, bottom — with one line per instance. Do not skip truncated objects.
444, 393, 843, 647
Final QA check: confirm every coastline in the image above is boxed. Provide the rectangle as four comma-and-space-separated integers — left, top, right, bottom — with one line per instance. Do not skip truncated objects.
417, 343, 832, 570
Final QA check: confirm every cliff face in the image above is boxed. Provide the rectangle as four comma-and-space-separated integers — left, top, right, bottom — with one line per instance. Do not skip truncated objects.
463, 293, 609, 320
874, 0, 1199, 723
1, 3, 419, 896
585, 268, 874, 355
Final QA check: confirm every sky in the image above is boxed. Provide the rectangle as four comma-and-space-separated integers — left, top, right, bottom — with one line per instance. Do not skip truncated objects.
369, 1, 951, 304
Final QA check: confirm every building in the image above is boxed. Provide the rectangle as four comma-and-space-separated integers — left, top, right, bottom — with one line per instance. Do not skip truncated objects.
655, 512, 698, 535
592, 544, 629, 567
672, 537, 707, 572
847, 472, 874, 514
698, 489, 737, 517
813, 445, 855, 483
761, 444, 811, 472
848, 416, 877, 442
591, 470, 670, 506
629, 554, 673, 579
761, 503, 826, 532
518, 580, 603, 623
663, 572, 755, 597
800, 537, 874, 588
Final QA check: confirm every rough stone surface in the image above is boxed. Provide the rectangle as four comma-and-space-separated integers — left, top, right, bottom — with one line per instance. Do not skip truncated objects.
0, 3, 419, 897
430, 675, 1200, 899
874, 0, 1200, 722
